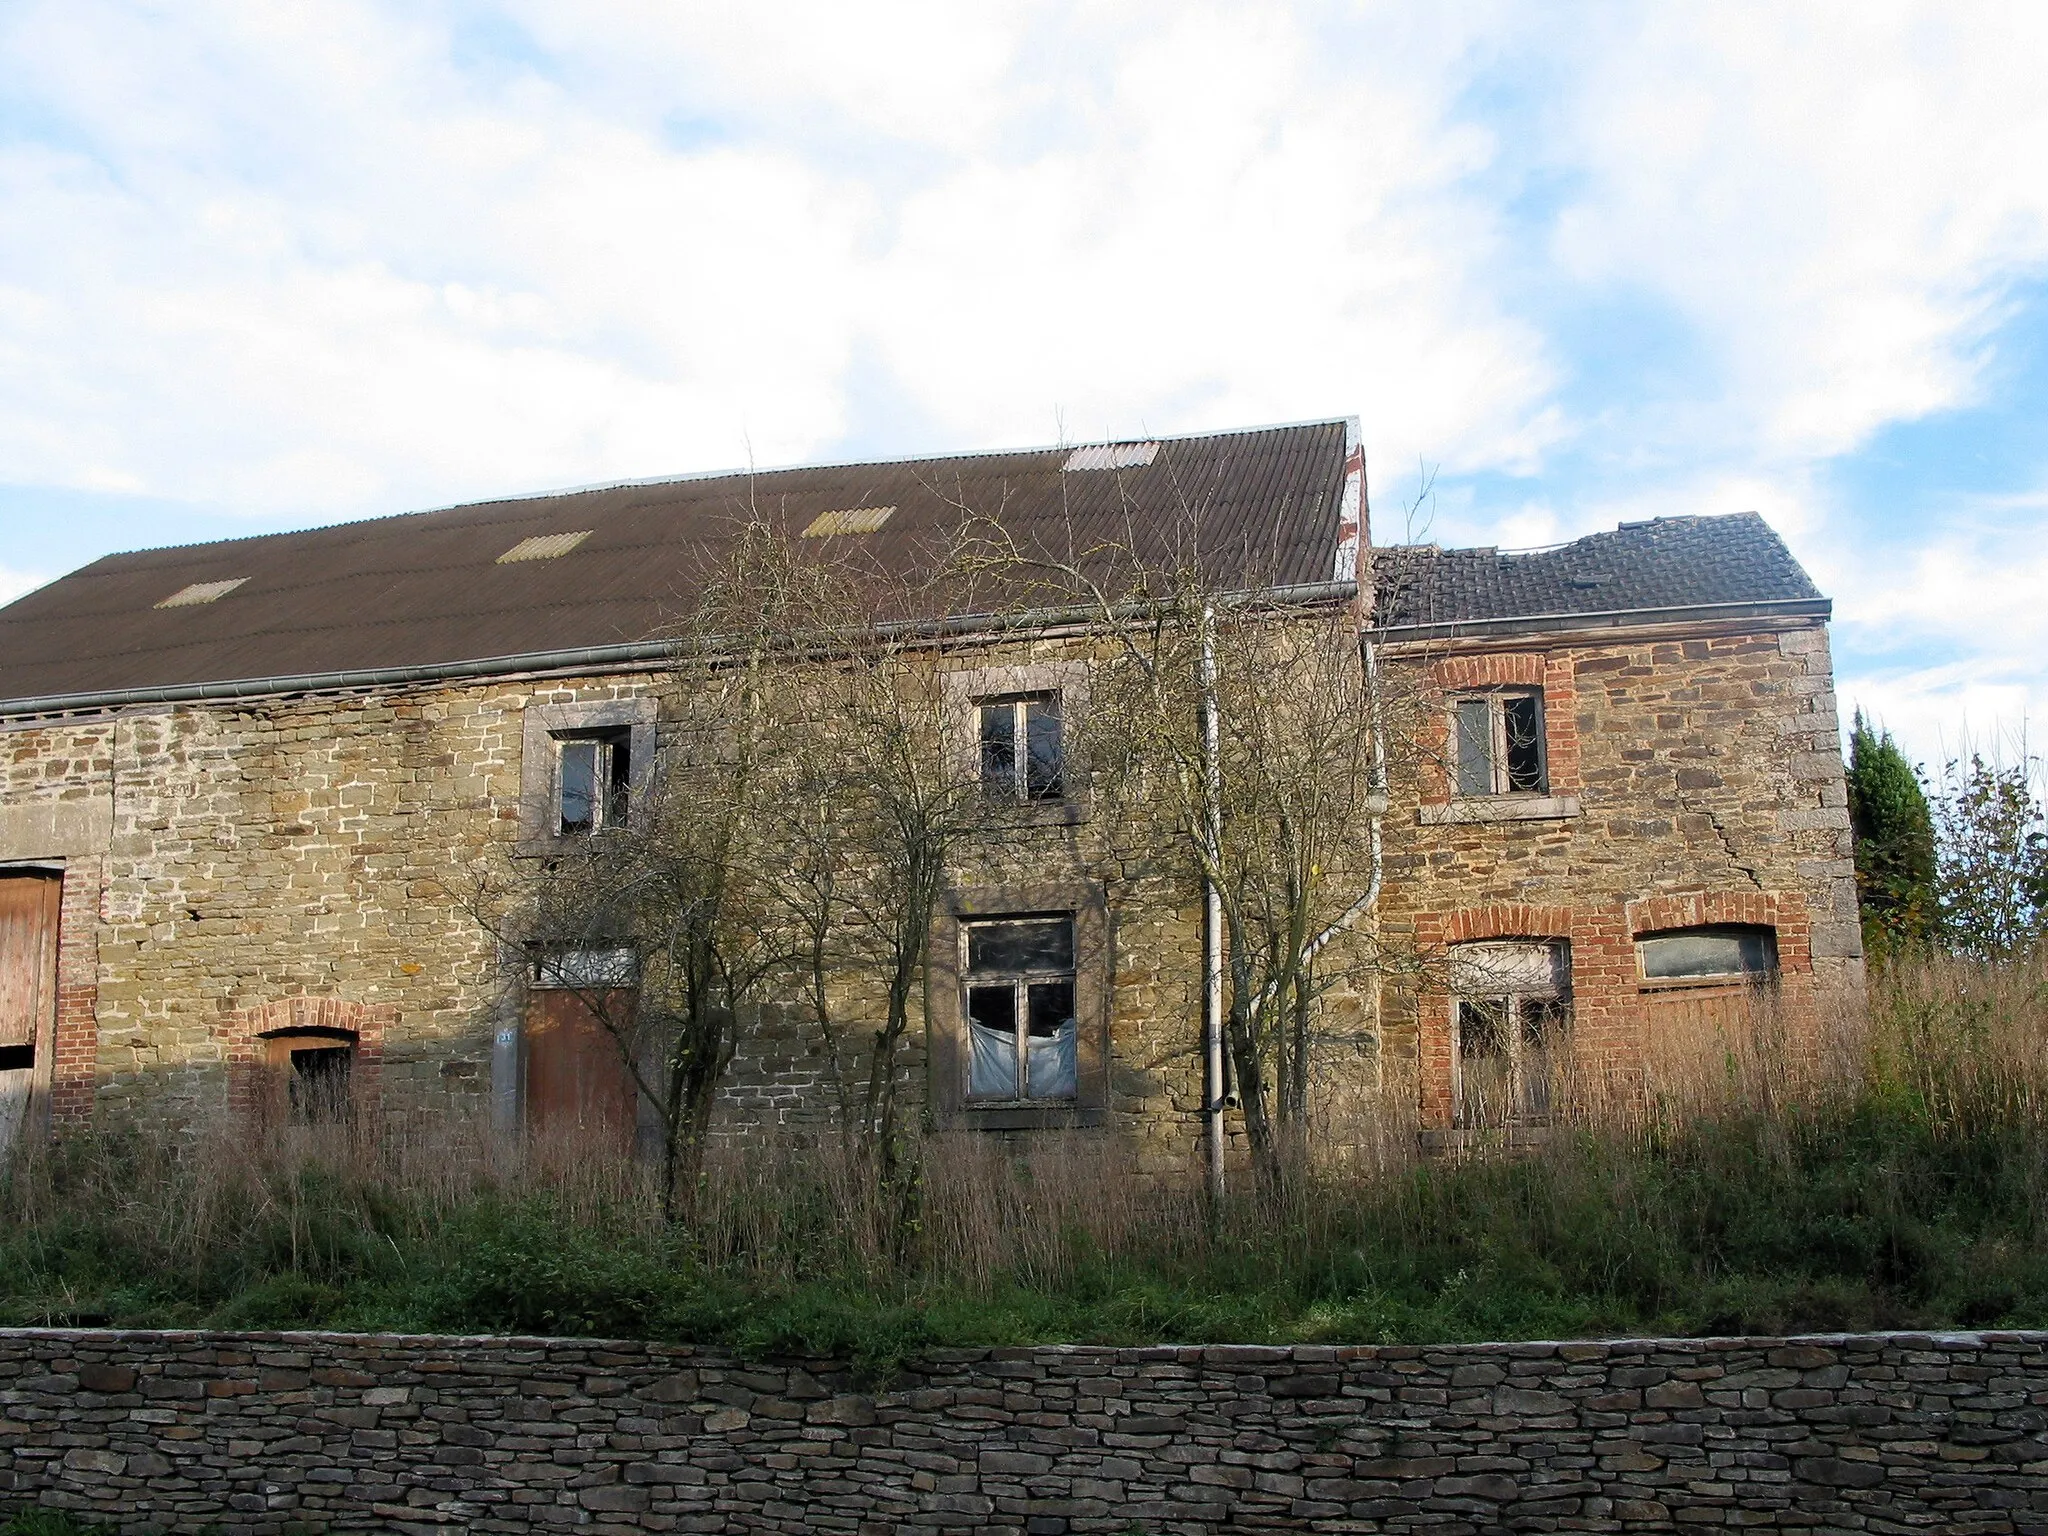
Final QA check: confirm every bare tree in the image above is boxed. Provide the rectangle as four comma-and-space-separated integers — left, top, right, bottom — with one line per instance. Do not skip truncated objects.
967, 499, 1408, 1191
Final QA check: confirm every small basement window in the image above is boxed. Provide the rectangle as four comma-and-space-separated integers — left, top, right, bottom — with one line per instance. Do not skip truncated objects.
1637, 925, 1778, 982
978, 693, 1063, 801
262, 1029, 356, 1125
1452, 691, 1546, 797
1451, 940, 1569, 1128
964, 915, 1077, 1101
556, 730, 631, 836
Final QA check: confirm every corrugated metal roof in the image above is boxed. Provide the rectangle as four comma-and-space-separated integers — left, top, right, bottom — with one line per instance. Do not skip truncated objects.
0, 420, 1352, 706
1368, 513, 1824, 631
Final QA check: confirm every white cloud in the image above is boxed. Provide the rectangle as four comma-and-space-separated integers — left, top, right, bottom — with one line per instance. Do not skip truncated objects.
0, 565, 49, 605
0, 0, 1559, 520
1829, 502, 2048, 764
1546, 5, 2048, 461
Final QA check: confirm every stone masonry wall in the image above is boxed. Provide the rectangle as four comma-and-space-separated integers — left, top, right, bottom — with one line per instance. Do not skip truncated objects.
0, 630, 1366, 1171
1, 612, 1855, 1159
3, 1327, 2047, 1533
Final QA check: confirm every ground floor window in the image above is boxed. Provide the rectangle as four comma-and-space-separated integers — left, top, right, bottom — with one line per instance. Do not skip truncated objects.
964, 914, 1078, 1101
1450, 939, 1570, 1128
1636, 924, 1778, 982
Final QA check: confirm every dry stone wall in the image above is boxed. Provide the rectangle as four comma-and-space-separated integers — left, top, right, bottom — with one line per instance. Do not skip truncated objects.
3, 1327, 2047, 1534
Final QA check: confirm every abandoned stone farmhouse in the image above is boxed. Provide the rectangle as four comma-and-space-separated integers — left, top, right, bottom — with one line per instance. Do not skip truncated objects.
0, 419, 1859, 1168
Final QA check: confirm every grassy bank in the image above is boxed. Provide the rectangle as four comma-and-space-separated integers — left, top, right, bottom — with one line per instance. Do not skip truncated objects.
4, 954, 2047, 1368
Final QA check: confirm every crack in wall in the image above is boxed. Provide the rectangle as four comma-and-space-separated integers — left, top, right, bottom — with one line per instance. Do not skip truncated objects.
1685, 794, 1766, 892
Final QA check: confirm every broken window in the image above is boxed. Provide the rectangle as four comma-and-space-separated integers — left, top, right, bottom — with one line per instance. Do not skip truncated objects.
1637, 925, 1778, 981
964, 915, 1078, 1101
1452, 691, 1546, 797
556, 729, 631, 835
261, 1030, 357, 1125
1450, 940, 1569, 1128
978, 693, 1064, 802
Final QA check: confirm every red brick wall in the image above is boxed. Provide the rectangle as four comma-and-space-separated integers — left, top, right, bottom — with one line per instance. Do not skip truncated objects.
49, 856, 102, 1125
1409, 891, 1815, 1129
1382, 620, 1856, 1132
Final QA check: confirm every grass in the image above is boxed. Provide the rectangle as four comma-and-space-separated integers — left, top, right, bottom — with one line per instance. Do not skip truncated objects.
0, 1513, 118, 1535
5, 953, 2048, 1371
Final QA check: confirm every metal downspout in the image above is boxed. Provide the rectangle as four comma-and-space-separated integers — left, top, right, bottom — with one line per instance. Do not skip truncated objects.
1363, 637, 1388, 941
1201, 604, 1226, 1203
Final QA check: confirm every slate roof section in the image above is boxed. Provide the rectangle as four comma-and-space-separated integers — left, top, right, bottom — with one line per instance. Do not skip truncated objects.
1368, 513, 1825, 634
0, 421, 1352, 711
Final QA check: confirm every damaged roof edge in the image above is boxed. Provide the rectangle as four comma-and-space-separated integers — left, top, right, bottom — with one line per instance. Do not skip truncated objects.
0, 579, 1362, 721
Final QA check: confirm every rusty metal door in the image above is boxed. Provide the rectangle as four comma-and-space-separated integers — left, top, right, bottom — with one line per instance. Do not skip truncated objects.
0, 872, 61, 1162
522, 988, 639, 1151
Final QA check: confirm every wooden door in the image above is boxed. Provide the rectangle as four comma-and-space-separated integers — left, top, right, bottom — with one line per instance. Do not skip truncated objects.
1643, 984, 1767, 1104
0, 873, 61, 1160
522, 988, 639, 1150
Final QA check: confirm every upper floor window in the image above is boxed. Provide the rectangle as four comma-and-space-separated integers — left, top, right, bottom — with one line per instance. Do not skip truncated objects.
963, 915, 1077, 1101
556, 729, 631, 836
1453, 691, 1546, 797
1637, 925, 1778, 982
978, 693, 1063, 802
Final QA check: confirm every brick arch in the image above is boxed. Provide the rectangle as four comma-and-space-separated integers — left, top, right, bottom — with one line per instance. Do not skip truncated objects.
222, 996, 392, 1119
1431, 653, 1546, 690
1421, 903, 1576, 947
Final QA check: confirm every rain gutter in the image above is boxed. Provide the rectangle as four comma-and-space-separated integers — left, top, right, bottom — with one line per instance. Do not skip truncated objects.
1363, 596, 1831, 645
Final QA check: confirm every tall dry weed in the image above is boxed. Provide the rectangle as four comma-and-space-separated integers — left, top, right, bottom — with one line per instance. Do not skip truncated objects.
7, 950, 2048, 1339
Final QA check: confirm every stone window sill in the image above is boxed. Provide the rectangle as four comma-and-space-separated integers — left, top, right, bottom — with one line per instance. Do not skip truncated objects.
1419, 1123, 1554, 1155
1418, 795, 1581, 826
982, 795, 1089, 829
954, 1102, 1106, 1131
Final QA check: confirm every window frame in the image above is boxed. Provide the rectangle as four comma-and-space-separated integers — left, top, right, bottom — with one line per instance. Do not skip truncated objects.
517, 697, 657, 855
258, 1026, 358, 1126
975, 691, 1065, 804
1449, 688, 1548, 798
553, 727, 632, 836
929, 882, 1109, 1129
941, 660, 1091, 827
961, 914, 1079, 1104
1449, 939, 1570, 1129
1634, 924, 1780, 989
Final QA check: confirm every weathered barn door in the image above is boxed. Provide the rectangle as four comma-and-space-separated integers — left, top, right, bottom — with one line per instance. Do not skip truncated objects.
522, 988, 639, 1152
1642, 984, 1772, 1101
0, 872, 61, 1163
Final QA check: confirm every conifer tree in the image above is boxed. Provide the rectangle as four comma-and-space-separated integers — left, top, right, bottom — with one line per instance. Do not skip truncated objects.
1845, 710, 1936, 961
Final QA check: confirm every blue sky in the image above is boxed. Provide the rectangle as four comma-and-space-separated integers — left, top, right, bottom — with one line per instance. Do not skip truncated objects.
1, 3, 2045, 767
